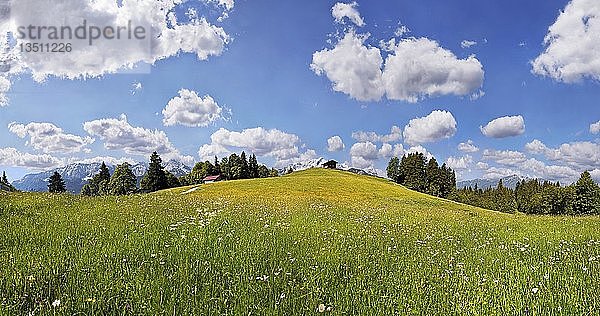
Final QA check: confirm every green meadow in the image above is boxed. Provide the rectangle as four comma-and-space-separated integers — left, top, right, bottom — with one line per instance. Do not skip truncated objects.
1, 169, 600, 315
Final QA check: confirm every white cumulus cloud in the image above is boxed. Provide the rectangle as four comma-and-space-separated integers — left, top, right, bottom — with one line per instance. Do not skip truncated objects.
0, 147, 63, 170
8, 122, 94, 154
311, 31, 384, 102
1, 0, 230, 81
311, 30, 484, 103
163, 89, 223, 127
327, 136, 345, 152
403, 110, 457, 146
382, 38, 484, 103
198, 127, 314, 167
532, 0, 600, 82
83, 114, 192, 164
480, 115, 525, 138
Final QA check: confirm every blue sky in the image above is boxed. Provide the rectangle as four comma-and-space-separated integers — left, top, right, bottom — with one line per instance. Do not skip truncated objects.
1, 0, 600, 183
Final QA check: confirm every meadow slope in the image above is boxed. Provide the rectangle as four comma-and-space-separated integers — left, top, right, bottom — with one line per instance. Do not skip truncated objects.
1, 169, 600, 315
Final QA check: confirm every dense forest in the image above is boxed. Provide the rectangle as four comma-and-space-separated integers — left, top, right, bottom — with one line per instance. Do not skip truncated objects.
387, 154, 600, 215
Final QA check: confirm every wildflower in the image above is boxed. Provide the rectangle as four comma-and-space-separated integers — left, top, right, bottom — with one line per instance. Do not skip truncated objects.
52, 299, 60, 308
318, 304, 326, 313
531, 287, 539, 294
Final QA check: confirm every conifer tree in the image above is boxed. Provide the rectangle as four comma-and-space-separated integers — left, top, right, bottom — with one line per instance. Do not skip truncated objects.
425, 157, 441, 197
240, 151, 250, 179
48, 172, 66, 193
141, 152, 168, 192
386, 157, 401, 183
248, 154, 259, 179
1, 171, 7, 184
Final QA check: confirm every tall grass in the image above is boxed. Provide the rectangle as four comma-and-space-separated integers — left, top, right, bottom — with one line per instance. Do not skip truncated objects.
1, 169, 599, 315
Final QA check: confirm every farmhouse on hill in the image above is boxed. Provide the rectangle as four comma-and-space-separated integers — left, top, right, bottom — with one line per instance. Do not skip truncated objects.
322, 160, 337, 169
203, 175, 222, 184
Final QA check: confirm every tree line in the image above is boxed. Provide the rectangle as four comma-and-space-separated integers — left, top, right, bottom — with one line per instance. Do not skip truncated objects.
62, 151, 280, 196
450, 171, 600, 215
386, 153, 456, 198
179, 152, 278, 186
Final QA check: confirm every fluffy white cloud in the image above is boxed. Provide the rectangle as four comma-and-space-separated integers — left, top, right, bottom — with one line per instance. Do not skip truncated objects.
446, 155, 473, 171
532, 0, 600, 82
83, 114, 192, 163
198, 127, 314, 167
327, 136, 345, 152
457, 139, 479, 153
525, 139, 600, 169
8, 122, 94, 154
350, 141, 379, 161
1, 0, 230, 81
332, 2, 365, 27
349, 141, 401, 168
0, 147, 63, 170
311, 30, 484, 103
403, 110, 457, 146
382, 38, 484, 103
482, 149, 527, 166
162, 89, 223, 127
311, 31, 384, 102
352, 126, 402, 143
480, 115, 525, 138
461, 40, 477, 48
591, 120, 600, 134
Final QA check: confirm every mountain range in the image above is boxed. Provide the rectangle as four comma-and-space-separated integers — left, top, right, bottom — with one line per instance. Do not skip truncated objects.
12, 160, 192, 193
456, 175, 526, 190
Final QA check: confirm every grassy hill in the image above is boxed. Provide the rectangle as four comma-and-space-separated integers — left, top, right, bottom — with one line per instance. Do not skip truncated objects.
1, 168, 600, 315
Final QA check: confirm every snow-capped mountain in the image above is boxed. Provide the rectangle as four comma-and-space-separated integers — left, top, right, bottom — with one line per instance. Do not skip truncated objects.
164, 160, 192, 177
12, 160, 192, 193
278, 157, 327, 173
457, 174, 526, 190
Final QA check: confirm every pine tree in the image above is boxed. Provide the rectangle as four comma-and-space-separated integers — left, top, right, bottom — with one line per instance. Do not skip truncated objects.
240, 151, 249, 179
400, 153, 427, 192
141, 152, 168, 192
1, 171, 8, 184
425, 157, 441, 197
110, 162, 138, 196
573, 171, 600, 215
214, 156, 221, 176
48, 172, 66, 193
386, 157, 401, 183
248, 154, 259, 179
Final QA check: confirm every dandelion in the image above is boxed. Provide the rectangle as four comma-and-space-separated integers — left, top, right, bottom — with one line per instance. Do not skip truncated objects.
52, 299, 60, 308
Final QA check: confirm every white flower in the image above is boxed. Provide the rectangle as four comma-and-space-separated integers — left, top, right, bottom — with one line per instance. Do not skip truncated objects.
52, 299, 60, 308
318, 303, 326, 313
531, 287, 539, 294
